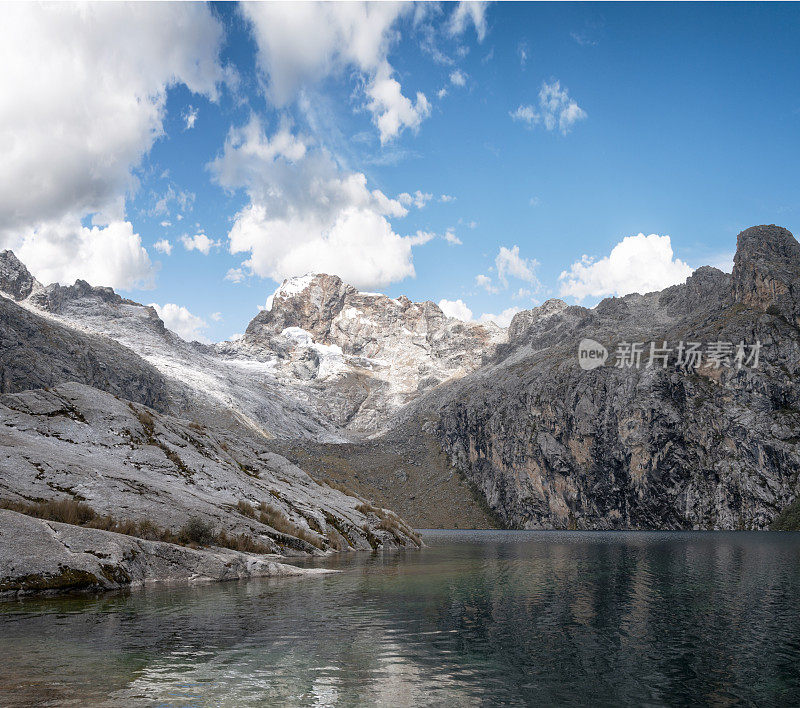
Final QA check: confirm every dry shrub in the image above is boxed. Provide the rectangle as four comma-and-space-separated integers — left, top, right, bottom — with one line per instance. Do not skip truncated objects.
216, 530, 273, 555
356, 502, 380, 515
1, 498, 97, 526
259, 502, 324, 550
0, 498, 326, 555
178, 516, 216, 546
236, 500, 256, 518
128, 404, 155, 437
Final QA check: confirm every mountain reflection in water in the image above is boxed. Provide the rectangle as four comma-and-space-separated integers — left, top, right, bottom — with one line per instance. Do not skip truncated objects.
2, 530, 799, 706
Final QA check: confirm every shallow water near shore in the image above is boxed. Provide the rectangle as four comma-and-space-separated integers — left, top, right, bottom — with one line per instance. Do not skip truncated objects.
2, 529, 800, 706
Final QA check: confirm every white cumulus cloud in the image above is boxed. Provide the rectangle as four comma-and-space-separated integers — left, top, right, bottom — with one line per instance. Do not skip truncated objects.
241, 2, 429, 143
16, 217, 153, 290
408, 231, 437, 246
558, 233, 694, 302
367, 63, 431, 144
450, 70, 467, 87
511, 80, 587, 135
0, 3, 225, 288
183, 105, 199, 130
181, 232, 219, 255
210, 117, 431, 290
438, 298, 473, 321
444, 229, 463, 246
475, 274, 498, 294
398, 190, 433, 209
151, 303, 210, 343
448, 1, 489, 42
478, 307, 521, 328
495, 245, 540, 288
153, 239, 172, 255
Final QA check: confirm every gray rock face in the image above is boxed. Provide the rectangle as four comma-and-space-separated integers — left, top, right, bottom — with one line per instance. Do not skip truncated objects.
247, 273, 355, 343
0, 383, 421, 554
423, 226, 800, 530
0, 294, 170, 410
0, 509, 330, 598
4, 274, 344, 441
0, 250, 38, 301
732, 224, 800, 325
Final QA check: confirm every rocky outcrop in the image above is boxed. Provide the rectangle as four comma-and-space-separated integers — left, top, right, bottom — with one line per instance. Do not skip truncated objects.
0, 383, 421, 554
0, 250, 39, 301
247, 273, 355, 343
0, 509, 331, 598
732, 224, 800, 325
424, 226, 800, 530
0, 293, 170, 409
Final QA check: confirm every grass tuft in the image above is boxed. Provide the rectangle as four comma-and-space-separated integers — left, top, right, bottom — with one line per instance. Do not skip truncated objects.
0, 498, 274, 555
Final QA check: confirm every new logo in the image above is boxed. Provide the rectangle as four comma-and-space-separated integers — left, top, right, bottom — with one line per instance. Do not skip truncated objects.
577, 339, 608, 370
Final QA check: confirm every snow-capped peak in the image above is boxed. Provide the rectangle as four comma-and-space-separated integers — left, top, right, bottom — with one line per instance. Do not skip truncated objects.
265, 273, 318, 311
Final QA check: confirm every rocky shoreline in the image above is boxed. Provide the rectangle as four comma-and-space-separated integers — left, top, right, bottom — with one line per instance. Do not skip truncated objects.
0, 509, 333, 599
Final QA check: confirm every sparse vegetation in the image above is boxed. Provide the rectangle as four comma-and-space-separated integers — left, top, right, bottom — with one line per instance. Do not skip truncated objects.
771, 498, 800, 531
325, 479, 359, 497
130, 404, 155, 437
236, 500, 257, 518
355, 501, 421, 545
164, 448, 191, 476
356, 502, 379, 515
178, 516, 216, 546
325, 530, 346, 551
4, 498, 97, 526
259, 502, 324, 549
0, 498, 273, 555
215, 530, 273, 554
126, 403, 193, 477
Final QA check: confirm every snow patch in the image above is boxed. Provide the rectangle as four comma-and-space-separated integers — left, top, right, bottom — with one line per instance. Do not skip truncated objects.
280, 327, 347, 380
265, 274, 317, 311
277, 274, 316, 298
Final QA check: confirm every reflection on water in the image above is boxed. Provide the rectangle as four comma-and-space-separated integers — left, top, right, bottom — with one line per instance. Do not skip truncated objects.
2, 530, 800, 706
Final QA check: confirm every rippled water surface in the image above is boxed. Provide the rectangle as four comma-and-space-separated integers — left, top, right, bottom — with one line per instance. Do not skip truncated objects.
2, 530, 800, 706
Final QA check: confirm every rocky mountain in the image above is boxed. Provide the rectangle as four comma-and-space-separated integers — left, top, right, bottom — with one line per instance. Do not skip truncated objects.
2, 224, 800, 539
418, 225, 800, 530
1, 252, 499, 440
223, 272, 502, 431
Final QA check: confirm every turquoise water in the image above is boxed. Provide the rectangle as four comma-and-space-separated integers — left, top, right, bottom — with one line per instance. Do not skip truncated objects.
2, 530, 800, 706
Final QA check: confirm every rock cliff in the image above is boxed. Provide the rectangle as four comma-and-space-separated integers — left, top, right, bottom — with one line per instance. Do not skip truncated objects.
230, 273, 502, 431
423, 226, 800, 530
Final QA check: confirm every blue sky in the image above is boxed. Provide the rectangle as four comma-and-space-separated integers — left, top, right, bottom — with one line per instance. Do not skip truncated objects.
3, 2, 800, 342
